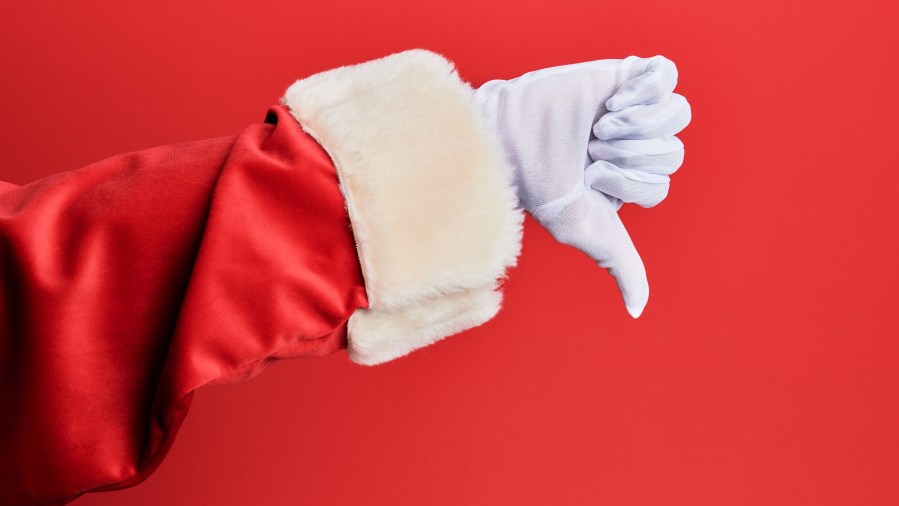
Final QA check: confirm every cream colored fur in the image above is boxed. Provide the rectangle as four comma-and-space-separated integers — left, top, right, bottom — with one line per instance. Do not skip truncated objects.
281, 49, 523, 366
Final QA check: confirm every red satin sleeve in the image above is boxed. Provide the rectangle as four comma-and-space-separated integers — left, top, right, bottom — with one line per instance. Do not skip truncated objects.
0, 105, 368, 505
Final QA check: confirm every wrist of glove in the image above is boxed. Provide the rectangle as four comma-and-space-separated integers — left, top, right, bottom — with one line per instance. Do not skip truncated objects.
474, 55, 691, 317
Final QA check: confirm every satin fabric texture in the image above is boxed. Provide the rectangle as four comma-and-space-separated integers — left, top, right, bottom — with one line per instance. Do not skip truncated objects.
0, 105, 369, 504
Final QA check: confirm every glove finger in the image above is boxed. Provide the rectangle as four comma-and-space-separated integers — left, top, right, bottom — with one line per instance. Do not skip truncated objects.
532, 192, 649, 317
581, 191, 649, 317
533, 192, 649, 317
595, 94, 691, 140
606, 55, 678, 111
585, 160, 670, 208
588, 136, 685, 175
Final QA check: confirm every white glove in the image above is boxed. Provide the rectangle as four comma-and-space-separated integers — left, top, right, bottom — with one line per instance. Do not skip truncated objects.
474, 56, 691, 317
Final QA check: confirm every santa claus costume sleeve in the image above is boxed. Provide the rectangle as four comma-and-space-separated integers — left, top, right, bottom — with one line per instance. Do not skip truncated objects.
0, 49, 523, 505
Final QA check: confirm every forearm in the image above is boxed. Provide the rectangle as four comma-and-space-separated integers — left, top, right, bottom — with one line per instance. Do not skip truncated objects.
0, 105, 368, 504
1, 46, 687, 503
0, 50, 527, 504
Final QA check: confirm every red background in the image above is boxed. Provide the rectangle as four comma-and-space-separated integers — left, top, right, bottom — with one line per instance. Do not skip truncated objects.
2, 0, 898, 504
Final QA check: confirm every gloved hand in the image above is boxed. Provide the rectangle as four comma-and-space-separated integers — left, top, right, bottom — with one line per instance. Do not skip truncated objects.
474, 55, 691, 317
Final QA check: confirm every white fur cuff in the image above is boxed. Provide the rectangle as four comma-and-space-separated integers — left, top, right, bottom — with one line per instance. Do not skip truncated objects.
281, 49, 523, 365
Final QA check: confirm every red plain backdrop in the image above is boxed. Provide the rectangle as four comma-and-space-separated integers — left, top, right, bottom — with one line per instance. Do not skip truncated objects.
2, 0, 898, 504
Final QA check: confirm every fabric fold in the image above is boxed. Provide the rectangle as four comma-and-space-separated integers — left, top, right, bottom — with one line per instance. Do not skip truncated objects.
281, 49, 524, 366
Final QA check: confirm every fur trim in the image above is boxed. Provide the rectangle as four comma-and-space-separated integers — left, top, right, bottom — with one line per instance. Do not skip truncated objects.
281, 49, 523, 366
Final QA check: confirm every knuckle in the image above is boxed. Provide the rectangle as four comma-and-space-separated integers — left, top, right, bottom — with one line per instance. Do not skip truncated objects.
652, 55, 678, 82
670, 150, 686, 172
639, 184, 670, 208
